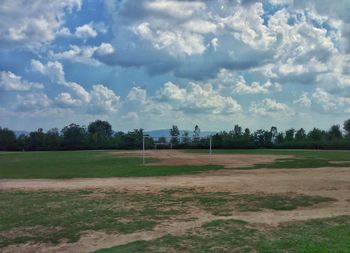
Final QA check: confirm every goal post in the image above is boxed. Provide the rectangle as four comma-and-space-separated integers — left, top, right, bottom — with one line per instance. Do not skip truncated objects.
142, 135, 212, 165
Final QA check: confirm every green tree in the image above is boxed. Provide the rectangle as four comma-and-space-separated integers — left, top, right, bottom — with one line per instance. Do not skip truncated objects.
270, 126, 278, 144
285, 128, 295, 142
28, 128, 46, 150
46, 128, 61, 149
328, 125, 342, 140
0, 127, 17, 150
307, 128, 324, 141
295, 128, 306, 141
170, 125, 180, 145
88, 120, 112, 145
61, 123, 87, 149
343, 119, 350, 137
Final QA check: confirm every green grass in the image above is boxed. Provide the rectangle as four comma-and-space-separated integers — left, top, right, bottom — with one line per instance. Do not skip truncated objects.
0, 189, 335, 248
191, 149, 350, 169
95, 216, 350, 253
0, 151, 222, 178
1, 149, 350, 179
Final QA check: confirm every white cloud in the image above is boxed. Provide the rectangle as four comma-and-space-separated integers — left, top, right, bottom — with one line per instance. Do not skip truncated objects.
134, 22, 206, 56
89, 84, 120, 113
293, 92, 312, 108
250, 98, 294, 116
0, 0, 81, 49
55, 92, 81, 107
312, 88, 350, 112
234, 76, 281, 94
31, 59, 120, 114
49, 43, 114, 65
156, 81, 186, 101
127, 87, 147, 104
144, 0, 206, 19
156, 81, 241, 114
122, 112, 139, 121
0, 71, 43, 91
74, 24, 98, 39
16, 92, 52, 112
31, 60, 65, 83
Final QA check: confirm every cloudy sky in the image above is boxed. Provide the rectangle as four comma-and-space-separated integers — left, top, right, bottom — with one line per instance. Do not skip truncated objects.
1, 0, 350, 132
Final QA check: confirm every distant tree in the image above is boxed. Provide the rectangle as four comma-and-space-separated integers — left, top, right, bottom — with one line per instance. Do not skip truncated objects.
0, 127, 17, 150
61, 123, 87, 149
270, 126, 278, 144
244, 128, 250, 137
285, 128, 295, 142
169, 125, 180, 145
328, 125, 342, 140
307, 128, 324, 141
233, 125, 242, 137
343, 119, 350, 137
88, 120, 112, 143
295, 128, 306, 141
276, 133, 284, 144
28, 128, 46, 150
182, 131, 190, 145
193, 125, 200, 138
46, 128, 61, 149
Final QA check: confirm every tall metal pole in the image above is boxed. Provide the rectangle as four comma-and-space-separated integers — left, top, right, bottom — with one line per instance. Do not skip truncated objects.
142, 136, 145, 165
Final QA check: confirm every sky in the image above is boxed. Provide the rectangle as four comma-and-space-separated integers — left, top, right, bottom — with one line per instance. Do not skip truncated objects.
0, 0, 350, 132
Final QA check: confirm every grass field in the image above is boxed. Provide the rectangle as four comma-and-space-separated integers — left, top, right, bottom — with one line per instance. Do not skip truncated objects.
1, 149, 349, 252
0, 189, 337, 249
1, 149, 350, 179
96, 216, 350, 253
0, 151, 221, 178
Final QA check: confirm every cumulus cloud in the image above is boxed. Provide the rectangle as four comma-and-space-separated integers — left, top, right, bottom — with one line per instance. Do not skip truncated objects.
31, 60, 65, 83
156, 81, 242, 114
250, 98, 294, 116
312, 88, 350, 112
31, 59, 120, 114
16, 92, 52, 112
0, 0, 81, 49
234, 77, 282, 94
0, 71, 43, 91
293, 92, 312, 108
49, 43, 114, 65
122, 112, 139, 121
74, 24, 97, 39
127, 86, 147, 104
89, 84, 120, 113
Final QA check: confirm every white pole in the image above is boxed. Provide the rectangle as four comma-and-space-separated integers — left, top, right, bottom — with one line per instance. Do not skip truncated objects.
142, 136, 145, 165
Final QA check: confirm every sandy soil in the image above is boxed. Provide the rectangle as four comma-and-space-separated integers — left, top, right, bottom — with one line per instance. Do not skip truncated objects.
1, 150, 350, 253
116, 149, 292, 168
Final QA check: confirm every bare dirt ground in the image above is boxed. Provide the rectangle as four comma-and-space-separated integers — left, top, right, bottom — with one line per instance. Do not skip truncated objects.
116, 149, 292, 168
1, 150, 350, 253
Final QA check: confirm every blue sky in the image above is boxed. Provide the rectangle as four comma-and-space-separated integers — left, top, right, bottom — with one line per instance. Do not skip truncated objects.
0, 0, 350, 132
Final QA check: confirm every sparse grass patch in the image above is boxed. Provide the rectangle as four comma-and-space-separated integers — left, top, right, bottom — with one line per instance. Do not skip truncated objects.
190, 149, 350, 169
0, 189, 336, 248
96, 216, 350, 253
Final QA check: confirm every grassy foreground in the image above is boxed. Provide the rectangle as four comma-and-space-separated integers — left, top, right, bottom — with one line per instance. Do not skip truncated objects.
1, 149, 350, 179
0, 151, 221, 178
0, 189, 334, 248
96, 216, 350, 253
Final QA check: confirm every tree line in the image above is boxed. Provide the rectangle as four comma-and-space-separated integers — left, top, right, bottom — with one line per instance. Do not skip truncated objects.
1, 119, 350, 151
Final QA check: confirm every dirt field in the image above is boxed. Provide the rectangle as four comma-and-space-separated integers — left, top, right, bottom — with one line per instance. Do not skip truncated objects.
1, 150, 350, 253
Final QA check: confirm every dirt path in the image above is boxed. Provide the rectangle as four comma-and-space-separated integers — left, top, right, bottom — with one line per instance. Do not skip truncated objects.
115, 150, 292, 168
1, 150, 350, 252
